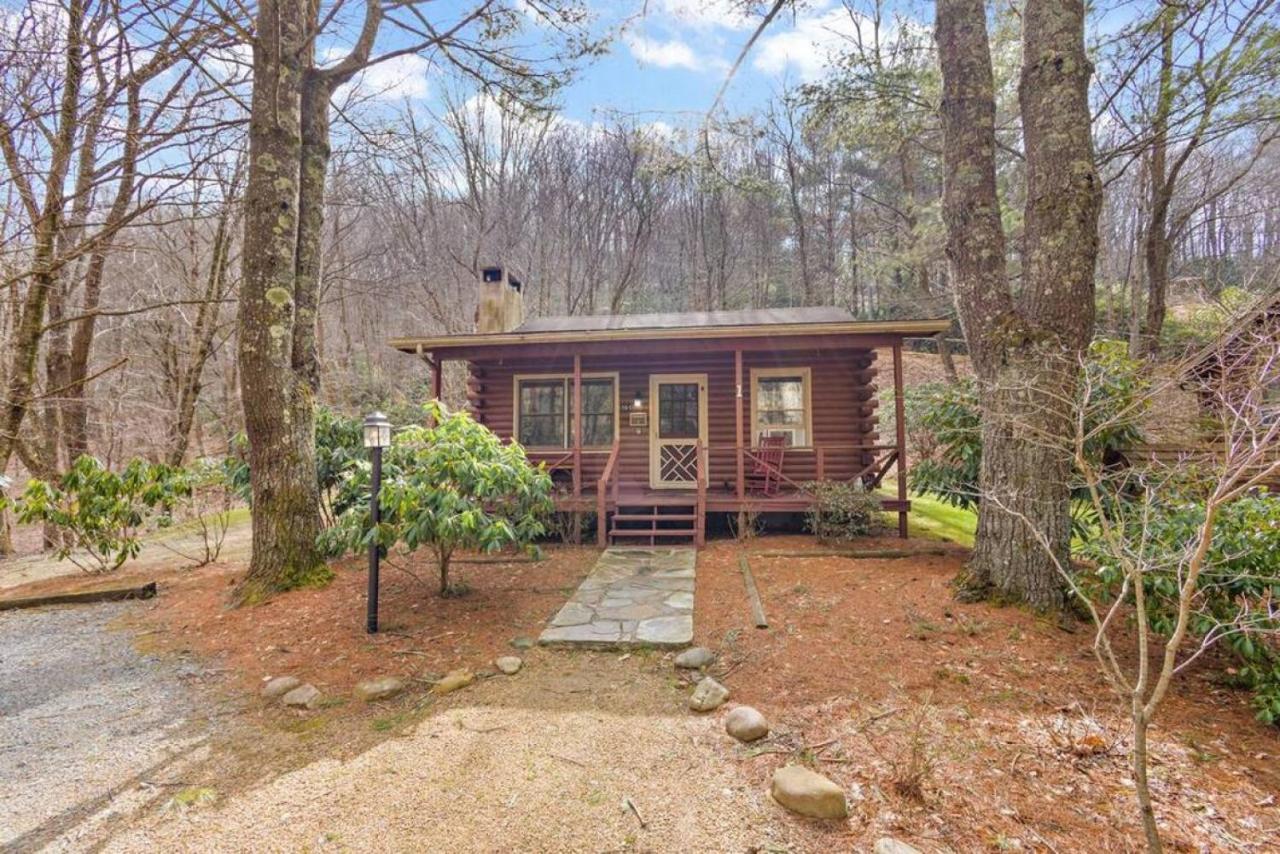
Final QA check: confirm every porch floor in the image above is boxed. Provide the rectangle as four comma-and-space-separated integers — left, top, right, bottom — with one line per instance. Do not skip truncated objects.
553, 483, 911, 513
538, 548, 696, 648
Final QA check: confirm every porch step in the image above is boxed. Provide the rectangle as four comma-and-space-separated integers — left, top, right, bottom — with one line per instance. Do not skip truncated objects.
608, 527, 697, 538
612, 513, 698, 523
608, 501, 700, 546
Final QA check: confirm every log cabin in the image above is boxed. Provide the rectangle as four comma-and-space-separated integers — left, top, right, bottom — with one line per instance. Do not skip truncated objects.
391, 266, 952, 546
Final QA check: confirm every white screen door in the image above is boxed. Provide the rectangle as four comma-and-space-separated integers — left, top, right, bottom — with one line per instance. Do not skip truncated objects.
649, 373, 708, 488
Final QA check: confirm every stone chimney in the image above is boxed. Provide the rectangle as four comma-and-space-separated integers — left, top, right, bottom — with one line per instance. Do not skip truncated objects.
475, 265, 524, 334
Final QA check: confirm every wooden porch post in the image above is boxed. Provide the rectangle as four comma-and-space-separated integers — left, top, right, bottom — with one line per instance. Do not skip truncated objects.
430, 358, 442, 401
734, 349, 745, 535
893, 342, 908, 538
572, 355, 582, 544
427, 357, 442, 427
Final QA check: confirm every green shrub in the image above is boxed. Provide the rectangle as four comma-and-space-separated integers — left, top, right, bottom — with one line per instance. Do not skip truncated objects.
320, 402, 554, 596
225, 405, 365, 526
8, 456, 188, 573
910, 340, 1148, 519
803, 480, 882, 541
1079, 495, 1280, 725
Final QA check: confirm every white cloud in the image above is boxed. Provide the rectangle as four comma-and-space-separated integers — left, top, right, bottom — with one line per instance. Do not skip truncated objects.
752, 6, 865, 82
655, 0, 755, 31
625, 33, 707, 71
341, 54, 433, 102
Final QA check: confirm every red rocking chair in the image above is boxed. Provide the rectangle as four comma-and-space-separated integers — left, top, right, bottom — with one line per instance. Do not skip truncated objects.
746, 435, 787, 496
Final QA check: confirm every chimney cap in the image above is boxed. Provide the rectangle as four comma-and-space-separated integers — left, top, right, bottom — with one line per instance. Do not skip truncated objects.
480, 264, 523, 292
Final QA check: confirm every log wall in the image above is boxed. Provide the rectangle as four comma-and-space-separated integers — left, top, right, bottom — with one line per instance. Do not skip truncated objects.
465, 347, 881, 492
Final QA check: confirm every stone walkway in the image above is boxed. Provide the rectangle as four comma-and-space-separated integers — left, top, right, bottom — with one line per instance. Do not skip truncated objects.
539, 548, 695, 647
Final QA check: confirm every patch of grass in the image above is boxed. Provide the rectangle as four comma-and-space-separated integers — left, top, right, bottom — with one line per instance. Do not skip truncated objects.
371, 713, 408, 732
933, 666, 971, 685
280, 716, 327, 735
168, 786, 217, 810
149, 507, 250, 541
906, 607, 941, 640
880, 487, 977, 547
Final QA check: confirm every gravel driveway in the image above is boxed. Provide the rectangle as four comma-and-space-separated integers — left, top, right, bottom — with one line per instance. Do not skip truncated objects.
0, 602, 217, 852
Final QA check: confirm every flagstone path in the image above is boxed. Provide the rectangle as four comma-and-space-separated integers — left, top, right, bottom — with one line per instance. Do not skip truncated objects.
539, 548, 695, 647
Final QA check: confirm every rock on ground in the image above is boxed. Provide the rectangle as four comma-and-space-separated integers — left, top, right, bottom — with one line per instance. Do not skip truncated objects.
281, 684, 322, 709
262, 675, 301, 698
724, 706, 769, 742
354, 677, 405, 702
494, 656, 522, 675
874, 839, 922, 854
432, 669, 475, 694
770, 765, 848, 819
674, 646, 715, 669
688, 677, 729, 712
510, 636, 535, 650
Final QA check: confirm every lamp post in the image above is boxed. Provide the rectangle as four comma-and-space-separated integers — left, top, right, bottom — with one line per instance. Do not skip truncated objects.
363, 411, 391, 634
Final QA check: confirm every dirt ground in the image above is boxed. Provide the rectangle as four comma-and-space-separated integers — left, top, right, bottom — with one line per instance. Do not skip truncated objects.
4, 534, 1279, 852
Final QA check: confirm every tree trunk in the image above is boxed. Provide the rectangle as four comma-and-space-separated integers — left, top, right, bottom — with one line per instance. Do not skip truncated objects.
232, 0, 327, 604
937, 0, 1099, 609
169, 172, 239, 466
0, 0, 84, 475
1132, 707, 1163, 852
963, 356, 1075, 609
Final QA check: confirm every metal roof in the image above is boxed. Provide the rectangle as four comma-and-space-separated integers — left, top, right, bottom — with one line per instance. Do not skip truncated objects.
514, 306, 856, 333
389, 307, 951, 355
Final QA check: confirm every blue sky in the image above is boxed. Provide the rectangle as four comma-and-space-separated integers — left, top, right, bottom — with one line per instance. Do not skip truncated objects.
557, 0, 867, 124
343, 0, 881, 129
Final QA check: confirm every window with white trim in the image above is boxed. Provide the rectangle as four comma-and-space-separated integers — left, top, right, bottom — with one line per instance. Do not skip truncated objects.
751, 367, 812, 447
515, 375, 617, 448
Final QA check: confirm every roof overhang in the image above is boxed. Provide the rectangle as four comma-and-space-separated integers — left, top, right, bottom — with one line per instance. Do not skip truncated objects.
390, 317, 952, 357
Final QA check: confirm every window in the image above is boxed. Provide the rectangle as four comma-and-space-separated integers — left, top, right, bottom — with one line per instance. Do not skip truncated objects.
581, 378, 616, 446
515, 374, 617, 448
658, 382, 700, 438
517, 379, 566, 447
751, 367, 812, 447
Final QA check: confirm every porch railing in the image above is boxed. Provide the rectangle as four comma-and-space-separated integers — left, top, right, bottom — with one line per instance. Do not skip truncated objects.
695, 439, 707, 546
738, 442, 901, 494
596, 438, 621, 546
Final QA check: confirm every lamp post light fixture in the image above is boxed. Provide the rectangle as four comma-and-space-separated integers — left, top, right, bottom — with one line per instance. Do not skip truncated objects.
363, 411, 392, 634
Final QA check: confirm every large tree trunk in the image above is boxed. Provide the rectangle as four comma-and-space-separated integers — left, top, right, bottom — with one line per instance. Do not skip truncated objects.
232, 0, 327, 604
232, 0, 378, 604
938, 0, 1100, 610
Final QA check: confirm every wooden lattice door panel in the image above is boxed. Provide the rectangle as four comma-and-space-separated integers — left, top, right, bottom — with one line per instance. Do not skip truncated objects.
659, 443, 699, 484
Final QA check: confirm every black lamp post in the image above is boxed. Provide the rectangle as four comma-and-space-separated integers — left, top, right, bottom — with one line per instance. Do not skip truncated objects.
363, 411, 391, 634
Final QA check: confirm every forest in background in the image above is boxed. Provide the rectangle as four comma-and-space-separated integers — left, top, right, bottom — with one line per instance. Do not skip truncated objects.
1, 0, 1277, 488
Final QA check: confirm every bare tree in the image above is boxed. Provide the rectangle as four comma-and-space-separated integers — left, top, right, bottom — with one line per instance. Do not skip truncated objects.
0, 0, 224, 482
1095, 0, 1280, 356
993, 325, 1280, 852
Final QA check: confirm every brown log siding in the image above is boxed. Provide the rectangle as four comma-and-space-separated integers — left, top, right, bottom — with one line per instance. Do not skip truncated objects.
467, 348, 880, 491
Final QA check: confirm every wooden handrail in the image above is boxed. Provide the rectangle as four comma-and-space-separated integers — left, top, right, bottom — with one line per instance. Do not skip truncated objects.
695, 439, 707, 546
596, 439, 621, 547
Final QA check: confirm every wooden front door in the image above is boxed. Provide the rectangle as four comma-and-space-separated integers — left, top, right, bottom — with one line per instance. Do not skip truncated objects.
649, 373, 708, 489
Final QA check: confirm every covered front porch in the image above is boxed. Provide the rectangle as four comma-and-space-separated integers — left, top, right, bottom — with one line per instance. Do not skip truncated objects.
409, 336, 914, 547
